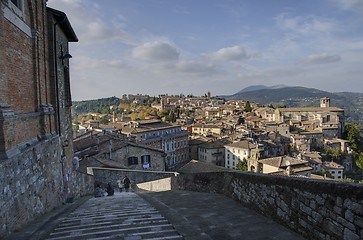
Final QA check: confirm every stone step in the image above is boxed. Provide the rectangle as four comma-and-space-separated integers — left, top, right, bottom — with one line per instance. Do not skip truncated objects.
86, 230, 184, 240
55, 211, 163, 227
53, 217, 168, 231
47, 223, 177, 239
45, 192, 182, 240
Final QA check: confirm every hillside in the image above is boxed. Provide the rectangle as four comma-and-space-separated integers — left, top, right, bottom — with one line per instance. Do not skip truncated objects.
225, 86, 363, 122
237, 84, 288, 93
72, 96, 121, 115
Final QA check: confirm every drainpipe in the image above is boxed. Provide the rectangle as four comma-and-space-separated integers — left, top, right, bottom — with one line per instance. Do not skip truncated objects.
53, 16, 66, 136
53, 16, 68, 202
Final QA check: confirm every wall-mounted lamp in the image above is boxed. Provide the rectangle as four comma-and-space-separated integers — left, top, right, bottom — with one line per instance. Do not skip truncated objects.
60, 53, 72, 60
60, 53, 72, 64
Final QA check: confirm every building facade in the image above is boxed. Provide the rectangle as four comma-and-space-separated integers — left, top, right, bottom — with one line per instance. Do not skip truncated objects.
198, 139, 230, 166
273, 98, 344, 138
121, 120, 189, 170
224, 140, 264, 170
0, 1, 92, 237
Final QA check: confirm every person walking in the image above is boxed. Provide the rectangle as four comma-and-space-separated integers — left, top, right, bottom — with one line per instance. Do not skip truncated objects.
106, 183, 114, 196
123, 176, 131, 192
117, 179, 123, 192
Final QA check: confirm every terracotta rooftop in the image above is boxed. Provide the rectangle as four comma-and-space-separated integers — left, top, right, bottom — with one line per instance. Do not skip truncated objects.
258, 156, 309, 168
277, 107, 343, 112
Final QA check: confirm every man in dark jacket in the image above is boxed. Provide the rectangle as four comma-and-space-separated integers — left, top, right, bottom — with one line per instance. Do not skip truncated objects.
123, 176, 131, 192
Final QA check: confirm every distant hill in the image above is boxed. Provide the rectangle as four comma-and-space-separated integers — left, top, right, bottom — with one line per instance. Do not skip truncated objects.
225, 86, 363, 123
72, 96, 121, 115
238, 84, 288, 93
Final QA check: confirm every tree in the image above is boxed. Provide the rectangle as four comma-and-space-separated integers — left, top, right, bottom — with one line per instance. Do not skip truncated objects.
354, 152, 363, 171
236, 158, 248, 171
323, 147, 342, 162
99, 116, 109, 124
344, 123, 361, 151
244, 101, 252, 112
165, 111, 176, 122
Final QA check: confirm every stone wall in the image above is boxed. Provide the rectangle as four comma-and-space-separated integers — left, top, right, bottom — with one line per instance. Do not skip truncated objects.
101, 144, 165, 171
92, 167, 178, 190
0, 136, 93, 237
173, 171, 363, 240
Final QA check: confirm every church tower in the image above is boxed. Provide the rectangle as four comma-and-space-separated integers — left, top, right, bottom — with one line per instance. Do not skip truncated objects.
320, 97, 330, 108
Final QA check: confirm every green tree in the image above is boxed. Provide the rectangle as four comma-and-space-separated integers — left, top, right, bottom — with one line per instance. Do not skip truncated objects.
236, 158, 248, 171
323, 147, 342, 162
165, 111, 176, 122
354, 152, 363, 171
244, 101, 252, 112
344, 123, 361, 151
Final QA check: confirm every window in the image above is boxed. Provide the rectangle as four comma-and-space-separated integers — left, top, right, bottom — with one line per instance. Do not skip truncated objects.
338, 171, 341, 174
141, 155, 150, 163
10, 0, 23, 11
141, 155, 151, 169
331, 171, 335, 174
128, 156, 138, 165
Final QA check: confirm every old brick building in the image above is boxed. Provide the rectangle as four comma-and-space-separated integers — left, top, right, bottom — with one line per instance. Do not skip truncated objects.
0, 1, 92, 237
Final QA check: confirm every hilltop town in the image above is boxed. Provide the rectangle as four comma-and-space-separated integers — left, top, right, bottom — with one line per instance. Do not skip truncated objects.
73, 94, 363, 182
1, 1, 363, 239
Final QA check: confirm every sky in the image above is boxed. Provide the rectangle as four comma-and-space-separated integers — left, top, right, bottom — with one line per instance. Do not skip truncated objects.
47, 0, 363, 101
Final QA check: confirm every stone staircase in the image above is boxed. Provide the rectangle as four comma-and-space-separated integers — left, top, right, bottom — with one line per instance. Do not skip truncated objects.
45, 192, 182, 240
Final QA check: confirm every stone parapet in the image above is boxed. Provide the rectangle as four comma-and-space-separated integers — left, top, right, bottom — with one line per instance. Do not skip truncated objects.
92, 167, 178, 190
173, 171, 363, 240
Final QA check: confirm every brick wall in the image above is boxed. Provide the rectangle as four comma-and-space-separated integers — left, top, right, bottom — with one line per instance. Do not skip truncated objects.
0, 1, 93, 238
0, 0, 55, 153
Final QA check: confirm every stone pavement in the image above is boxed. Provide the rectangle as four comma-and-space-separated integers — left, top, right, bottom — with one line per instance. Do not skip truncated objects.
138, 190, 305, 240
7, 190, 305, 240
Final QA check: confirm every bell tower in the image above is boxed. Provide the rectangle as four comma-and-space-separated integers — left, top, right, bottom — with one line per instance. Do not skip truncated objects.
320, 97, 330, 108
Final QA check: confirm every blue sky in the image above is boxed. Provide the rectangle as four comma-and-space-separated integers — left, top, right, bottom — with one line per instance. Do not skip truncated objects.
47, 0, 363, 101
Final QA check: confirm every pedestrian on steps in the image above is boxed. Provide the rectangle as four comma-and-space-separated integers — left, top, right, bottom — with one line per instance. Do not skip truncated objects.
106, 183, 114, 196
117, 179, 123, 192
123, 176, 131, 192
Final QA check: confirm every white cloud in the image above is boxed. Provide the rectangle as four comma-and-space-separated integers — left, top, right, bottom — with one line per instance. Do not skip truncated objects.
237, 67, 303, 80
300, 53, 341, 65
210, 46, 251, 61
73, 56, 129, 71
275, 13, 339, 36
47, 0, 132, 44
332, 0, 363, 12
176, 60, 218, 75
132, 42, 180, 61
